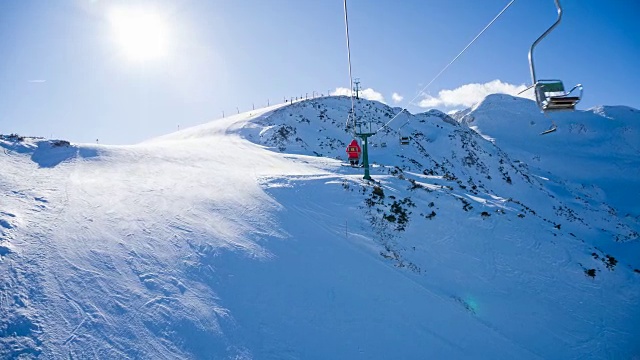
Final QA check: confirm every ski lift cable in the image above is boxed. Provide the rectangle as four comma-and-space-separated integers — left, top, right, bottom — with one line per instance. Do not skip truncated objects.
377, 0, 517, 134
343, 0, 356, 131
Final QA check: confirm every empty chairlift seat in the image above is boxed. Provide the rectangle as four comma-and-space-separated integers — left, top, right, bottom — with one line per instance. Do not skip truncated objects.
524, 1, 585, 114
535, 80, 583, 111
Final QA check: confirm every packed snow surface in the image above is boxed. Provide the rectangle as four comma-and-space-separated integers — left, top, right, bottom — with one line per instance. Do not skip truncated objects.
1, 95, 639, 359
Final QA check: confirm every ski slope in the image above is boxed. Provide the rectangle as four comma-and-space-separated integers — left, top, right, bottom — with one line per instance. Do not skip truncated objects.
1, 96, 639, 359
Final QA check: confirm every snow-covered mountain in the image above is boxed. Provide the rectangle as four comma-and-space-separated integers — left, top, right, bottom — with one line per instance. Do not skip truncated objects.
1, 95, 639, 359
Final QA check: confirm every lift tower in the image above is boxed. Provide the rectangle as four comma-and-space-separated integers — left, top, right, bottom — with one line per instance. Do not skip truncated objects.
354, 120, 374, 180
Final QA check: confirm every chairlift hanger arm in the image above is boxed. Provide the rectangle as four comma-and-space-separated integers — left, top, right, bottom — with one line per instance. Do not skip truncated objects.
528, 0, 563, 85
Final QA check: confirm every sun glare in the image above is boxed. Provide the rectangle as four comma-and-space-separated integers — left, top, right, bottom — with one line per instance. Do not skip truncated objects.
108, 7, 169, 62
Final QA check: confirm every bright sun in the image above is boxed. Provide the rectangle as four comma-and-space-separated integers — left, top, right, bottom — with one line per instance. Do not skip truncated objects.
108, 7, 170, 62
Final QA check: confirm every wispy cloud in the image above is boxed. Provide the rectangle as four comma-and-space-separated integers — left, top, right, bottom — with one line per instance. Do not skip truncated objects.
28, 80, 47, 83
391, 92, 403, 104
418, 80, 534, 108
331, 87, 385, 103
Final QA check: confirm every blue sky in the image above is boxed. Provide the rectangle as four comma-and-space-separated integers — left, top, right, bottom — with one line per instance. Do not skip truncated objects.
1, 0, 638, 144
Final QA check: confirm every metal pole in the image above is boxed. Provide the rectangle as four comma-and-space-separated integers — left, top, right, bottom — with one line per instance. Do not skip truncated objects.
362, 135, 371, 180
528, 0, 563, 85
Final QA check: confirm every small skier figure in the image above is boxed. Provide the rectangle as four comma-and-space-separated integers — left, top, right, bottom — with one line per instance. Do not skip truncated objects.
346, 139, 362, 166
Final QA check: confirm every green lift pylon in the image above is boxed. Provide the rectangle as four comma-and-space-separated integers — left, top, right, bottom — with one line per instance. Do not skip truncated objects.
355, 121, 375, 180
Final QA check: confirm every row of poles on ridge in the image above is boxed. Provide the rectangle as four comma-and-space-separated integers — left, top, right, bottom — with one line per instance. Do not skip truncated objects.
215, 91, 336, 119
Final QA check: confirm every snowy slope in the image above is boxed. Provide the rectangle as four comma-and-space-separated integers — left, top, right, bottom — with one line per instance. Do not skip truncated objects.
456, 94, 640, 260
1, 96, 639, 359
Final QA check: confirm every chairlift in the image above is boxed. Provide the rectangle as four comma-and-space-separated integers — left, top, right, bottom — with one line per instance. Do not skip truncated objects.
398, 119, 411, 145
525, 0, 583, 112
534, 80, 582, 111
